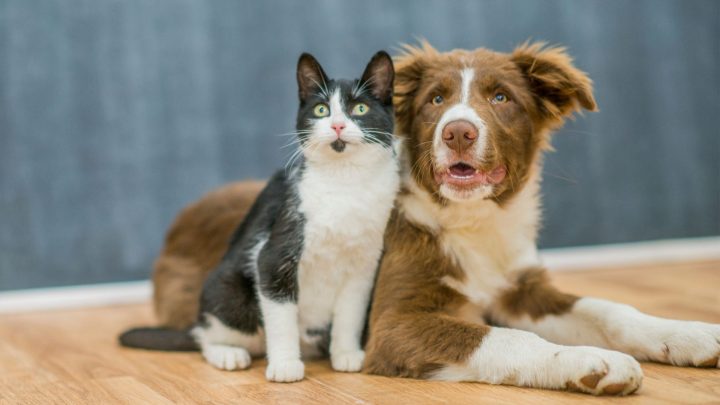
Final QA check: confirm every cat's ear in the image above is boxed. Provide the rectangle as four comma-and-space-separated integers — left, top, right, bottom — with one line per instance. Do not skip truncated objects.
297, 53, 330, 101
359, 51, 394, 105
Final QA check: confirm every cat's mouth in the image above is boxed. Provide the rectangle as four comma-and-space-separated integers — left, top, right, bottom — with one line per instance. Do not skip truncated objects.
330, 139, 346, 153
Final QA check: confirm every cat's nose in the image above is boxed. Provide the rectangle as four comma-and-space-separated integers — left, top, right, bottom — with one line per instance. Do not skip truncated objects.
331, 123, 346, 137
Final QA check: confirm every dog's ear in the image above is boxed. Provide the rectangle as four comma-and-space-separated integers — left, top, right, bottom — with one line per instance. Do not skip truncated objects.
511, 42, 597, 125
393, 41, 436, 135
297, 53, 330, 102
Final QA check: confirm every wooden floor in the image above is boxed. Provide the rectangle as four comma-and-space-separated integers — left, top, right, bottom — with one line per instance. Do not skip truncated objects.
1, 261, 719, 404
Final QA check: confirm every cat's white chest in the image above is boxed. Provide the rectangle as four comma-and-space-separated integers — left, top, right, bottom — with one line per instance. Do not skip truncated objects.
295, 156, 399, 332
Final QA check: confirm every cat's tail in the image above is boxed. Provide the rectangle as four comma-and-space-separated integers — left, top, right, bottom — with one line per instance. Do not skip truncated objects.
118, 327, 199, 351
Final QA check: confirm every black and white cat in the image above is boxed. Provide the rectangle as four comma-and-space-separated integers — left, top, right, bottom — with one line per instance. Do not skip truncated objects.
121, 51, 400, 383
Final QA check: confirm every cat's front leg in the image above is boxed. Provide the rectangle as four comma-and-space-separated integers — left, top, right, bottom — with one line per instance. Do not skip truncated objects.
329, 272, 375, 372
258, 294, 305, 382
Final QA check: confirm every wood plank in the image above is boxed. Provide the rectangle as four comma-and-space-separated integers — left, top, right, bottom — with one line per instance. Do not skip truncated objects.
0, 260, 719, 404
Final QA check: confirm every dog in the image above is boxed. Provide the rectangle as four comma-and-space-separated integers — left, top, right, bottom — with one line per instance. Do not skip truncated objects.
148, 42, 720, 395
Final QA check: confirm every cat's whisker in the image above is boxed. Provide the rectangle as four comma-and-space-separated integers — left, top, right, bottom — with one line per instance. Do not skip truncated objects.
280, 141, 302, 150
284, 148, 304, 173
363, 128, 395, 135
353, 76, 376, 98
284, 140, 316, 172
274, 130, 313, 138
365, 136, 390, 147
363, 130, 394, 137
362, 136, 386, 148
310, 78, 330, 99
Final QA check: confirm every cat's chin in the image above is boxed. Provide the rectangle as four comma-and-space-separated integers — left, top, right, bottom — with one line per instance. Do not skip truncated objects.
330, 139, 346, 153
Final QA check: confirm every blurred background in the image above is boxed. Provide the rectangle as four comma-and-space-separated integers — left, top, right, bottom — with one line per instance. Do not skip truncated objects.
0, 0, 718, 291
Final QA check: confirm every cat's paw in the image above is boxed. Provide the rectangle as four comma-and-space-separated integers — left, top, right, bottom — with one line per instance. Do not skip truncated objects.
266, 359, 305, 382
556, 347, 643, 396
331, 350, 365, 372
202, 344, 251, 371
653, 321, 720, 368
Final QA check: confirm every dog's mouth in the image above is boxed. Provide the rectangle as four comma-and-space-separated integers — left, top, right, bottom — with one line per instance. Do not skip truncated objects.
436, 162, 507, 188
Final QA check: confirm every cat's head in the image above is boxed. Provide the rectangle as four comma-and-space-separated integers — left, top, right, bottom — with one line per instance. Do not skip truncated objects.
294, 51, 395, 163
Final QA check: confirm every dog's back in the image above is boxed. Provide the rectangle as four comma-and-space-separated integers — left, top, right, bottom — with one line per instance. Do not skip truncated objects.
152, 181, 263, 329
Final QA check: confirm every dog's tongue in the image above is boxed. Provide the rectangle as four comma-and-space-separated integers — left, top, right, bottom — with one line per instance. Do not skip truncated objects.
449, 163, 476, 177
444, 164, 507, 186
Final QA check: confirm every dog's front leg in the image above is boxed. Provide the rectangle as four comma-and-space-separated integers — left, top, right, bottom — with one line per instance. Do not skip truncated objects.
490, 267, 720, 368
365, 311, 642, 395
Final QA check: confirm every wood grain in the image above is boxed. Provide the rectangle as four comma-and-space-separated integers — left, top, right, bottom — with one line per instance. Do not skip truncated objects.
1, 260, 719, 404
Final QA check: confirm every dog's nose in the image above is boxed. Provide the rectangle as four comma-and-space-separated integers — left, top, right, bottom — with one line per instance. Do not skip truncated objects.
442, 120, 478, 153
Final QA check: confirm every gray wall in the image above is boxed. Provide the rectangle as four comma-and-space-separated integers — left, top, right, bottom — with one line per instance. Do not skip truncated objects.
1, 0, 718, 291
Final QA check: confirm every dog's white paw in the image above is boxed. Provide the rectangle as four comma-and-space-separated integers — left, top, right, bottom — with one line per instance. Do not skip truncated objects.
579, 299, 720, 368
454, 329, 642, 395
202, 344, 252, 371
554, 347, 643, 396
331, 350, 365, 372
651, 321, 720, 367
266, 359, 305, 382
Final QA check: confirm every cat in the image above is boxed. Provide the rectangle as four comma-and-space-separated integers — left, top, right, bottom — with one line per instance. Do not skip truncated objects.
120, 51, 400, 383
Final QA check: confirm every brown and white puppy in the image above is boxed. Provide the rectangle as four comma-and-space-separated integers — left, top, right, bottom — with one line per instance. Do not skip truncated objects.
363, 42, 720, 395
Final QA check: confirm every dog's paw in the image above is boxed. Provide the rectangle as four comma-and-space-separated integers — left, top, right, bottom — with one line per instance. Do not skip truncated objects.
556, 347, 643, 396
266, 359, 305, 382
654, 321, 720, 368
331, 350, 365, 372
202, 344, 252, 371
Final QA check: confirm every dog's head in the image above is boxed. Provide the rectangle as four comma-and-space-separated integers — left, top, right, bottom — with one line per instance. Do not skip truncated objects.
395, 41, 596, 203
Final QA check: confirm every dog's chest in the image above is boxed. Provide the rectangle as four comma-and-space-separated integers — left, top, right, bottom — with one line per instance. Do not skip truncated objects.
402, 182, 541, 310
440, 227, 516, 308
441, 218, 540, 312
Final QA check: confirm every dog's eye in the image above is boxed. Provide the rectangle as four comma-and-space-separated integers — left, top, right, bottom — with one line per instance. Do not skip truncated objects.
313, 103, 330, 117
491, 93, 509, 104
432, 95, 444, 106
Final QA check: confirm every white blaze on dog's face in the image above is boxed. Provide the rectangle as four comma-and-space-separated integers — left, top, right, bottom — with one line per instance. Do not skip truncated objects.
394, 42, 596, 203
430, 67, 498, 201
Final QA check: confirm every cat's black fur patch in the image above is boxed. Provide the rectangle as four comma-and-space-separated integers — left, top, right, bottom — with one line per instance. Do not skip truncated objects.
198, 170, 300, 334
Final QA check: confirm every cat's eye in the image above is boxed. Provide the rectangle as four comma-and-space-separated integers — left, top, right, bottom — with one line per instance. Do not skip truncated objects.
432, 95, 444, 106
351, 103, 370, 116
313, 104, 330, 117
491, 93, 509, 104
